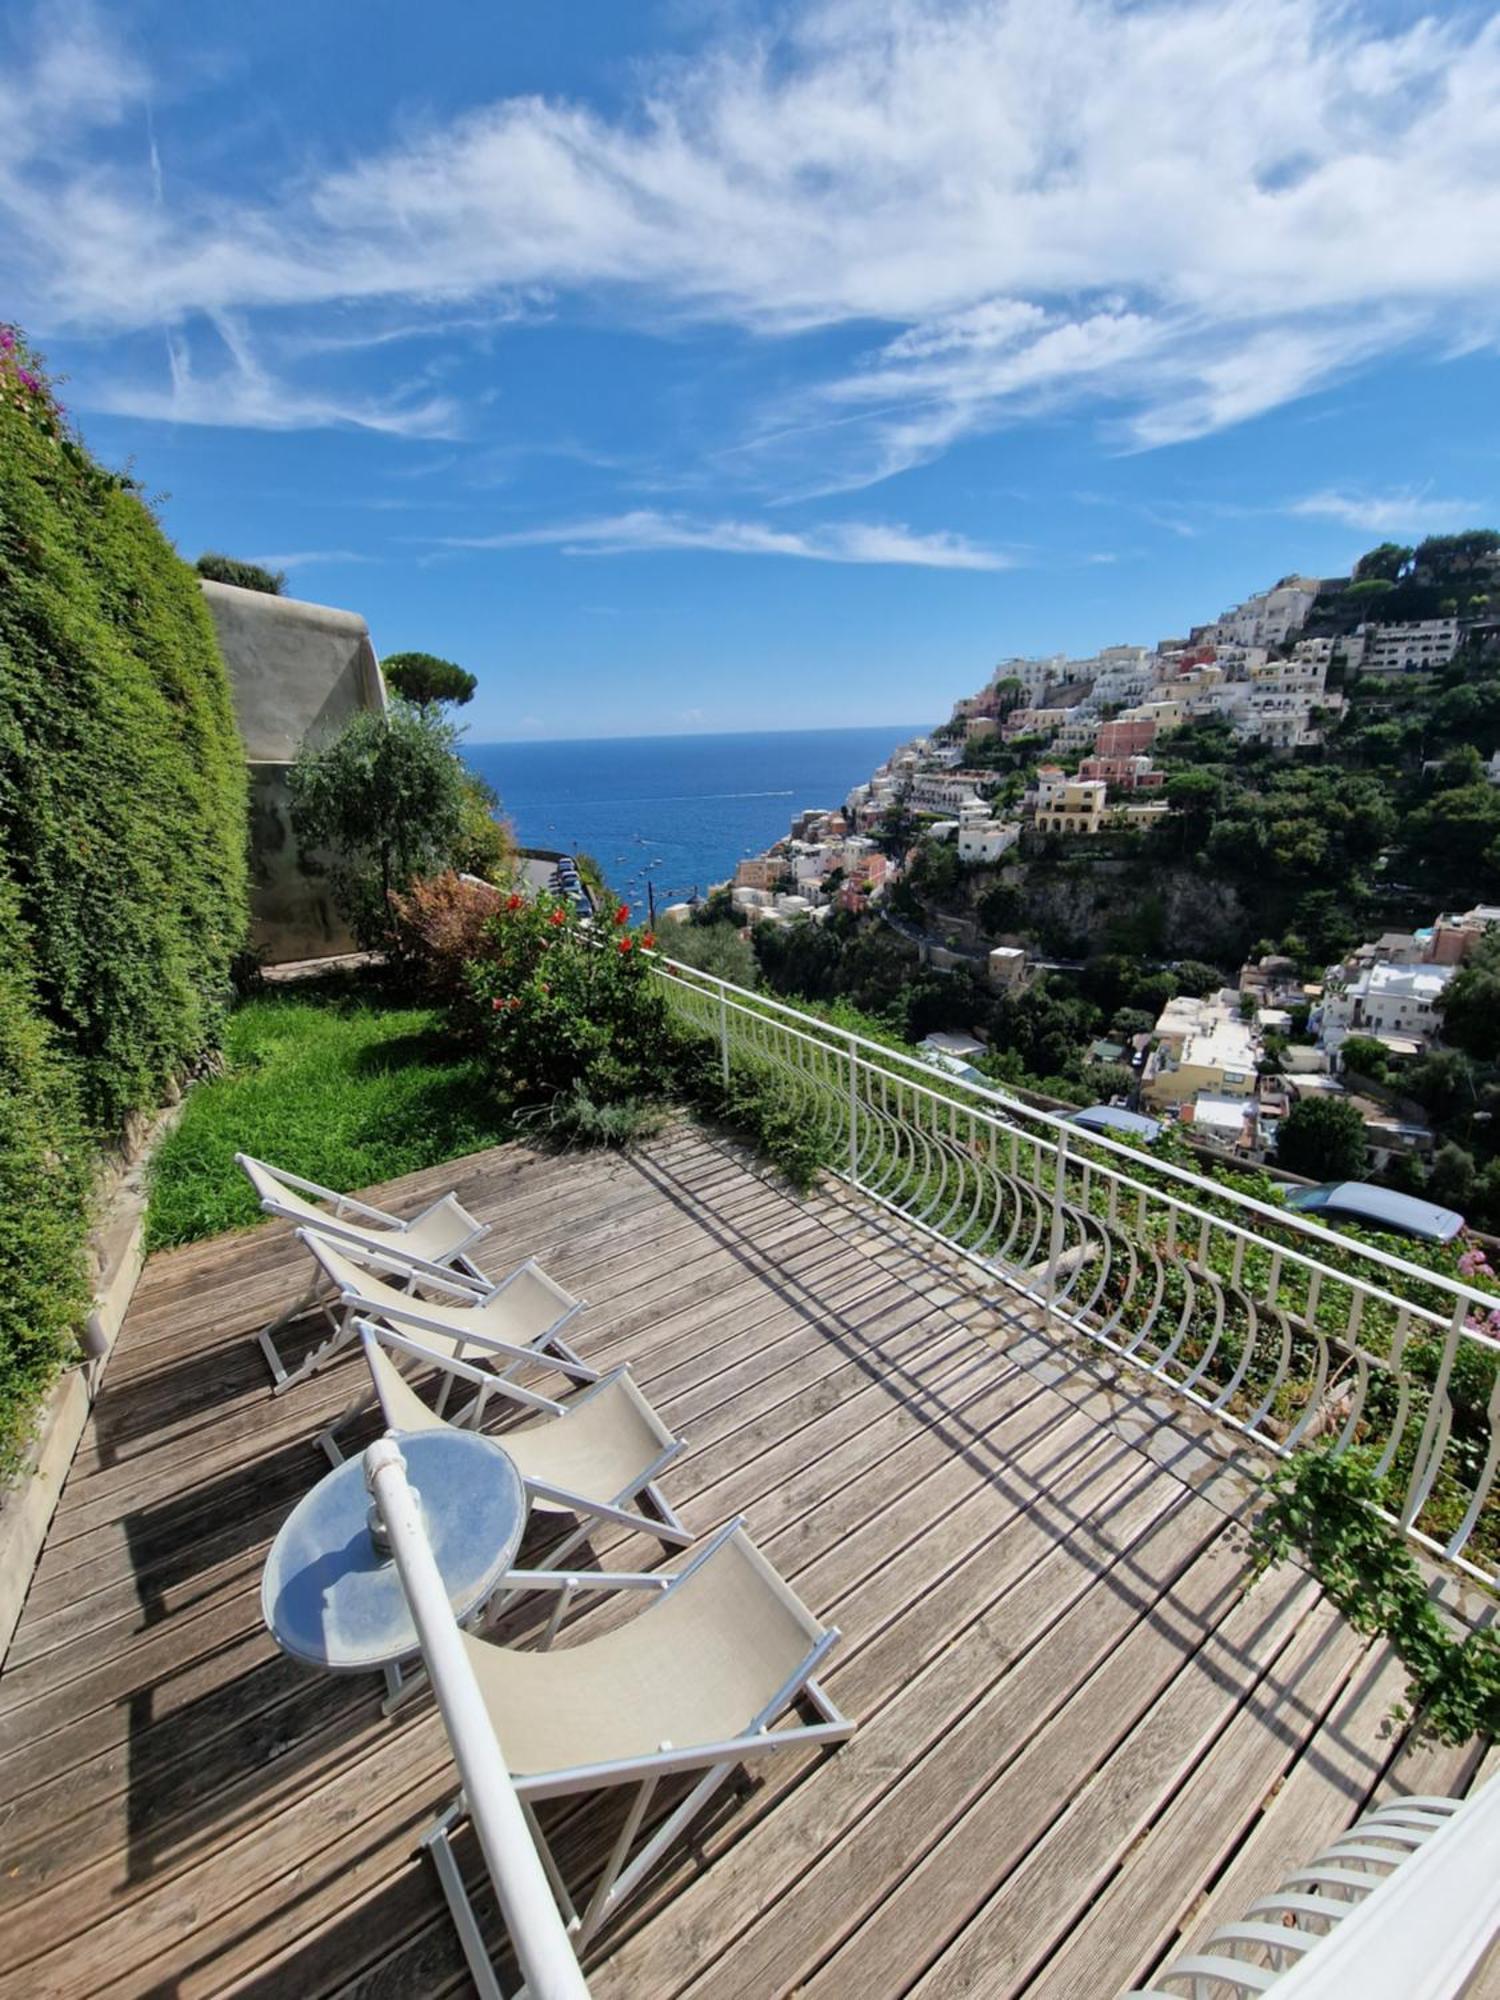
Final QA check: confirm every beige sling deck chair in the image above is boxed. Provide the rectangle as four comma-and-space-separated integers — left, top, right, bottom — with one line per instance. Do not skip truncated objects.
238, 1152, 503, 1387
410, 1513, 853, 1993
292, 1232, 597, 1422
340, 1321, 692, 1580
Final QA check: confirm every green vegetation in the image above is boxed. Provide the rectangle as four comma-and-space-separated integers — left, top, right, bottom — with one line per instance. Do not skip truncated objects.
288, 702, 467, 950
381, 650, 478, 708
0, 327, 249, 1462
146, 980, 516, 1248
195, 552, 286, 595
0, 883, 91, 1475
1274, 1095, 1369, 1181
1251, 1446, 1500, 1744
1, 334, 249, 1129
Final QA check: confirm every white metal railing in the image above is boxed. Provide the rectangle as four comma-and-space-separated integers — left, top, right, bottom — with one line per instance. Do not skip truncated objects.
365, 1437, 591, 2000
649, 953, 1500, 1587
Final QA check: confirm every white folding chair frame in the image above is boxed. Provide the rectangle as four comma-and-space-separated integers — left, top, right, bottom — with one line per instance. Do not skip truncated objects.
419, 1518, 854, 1994
266, 1224, 596, 1401
328, 1322, 691, 1563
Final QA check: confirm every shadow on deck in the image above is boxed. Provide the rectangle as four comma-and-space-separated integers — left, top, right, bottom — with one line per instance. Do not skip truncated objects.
0, 1124, 1490, 2000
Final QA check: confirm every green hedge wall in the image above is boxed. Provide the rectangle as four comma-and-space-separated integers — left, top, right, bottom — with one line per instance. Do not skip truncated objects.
0, 330, 249, 1467
0, 880, 90, 1475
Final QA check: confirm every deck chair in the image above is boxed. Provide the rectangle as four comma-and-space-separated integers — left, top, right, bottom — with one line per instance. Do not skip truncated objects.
294, 1231, 597, 1410
417, 1517, 853, 1990
239, 1153, 497, 1385
333, 1322, 691, 1586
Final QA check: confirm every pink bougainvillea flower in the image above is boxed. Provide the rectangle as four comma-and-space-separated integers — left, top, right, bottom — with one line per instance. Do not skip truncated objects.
614, 904, 630, 925
618, 936, 633, 954
17, 370, 39, 393
0, 329, 15, 351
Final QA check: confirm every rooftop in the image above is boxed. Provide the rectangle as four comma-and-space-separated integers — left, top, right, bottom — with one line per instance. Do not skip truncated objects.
2, 1127, 1491, 1997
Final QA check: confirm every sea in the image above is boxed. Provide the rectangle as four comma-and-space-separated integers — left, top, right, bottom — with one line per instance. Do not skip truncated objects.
464, 725, 930, 915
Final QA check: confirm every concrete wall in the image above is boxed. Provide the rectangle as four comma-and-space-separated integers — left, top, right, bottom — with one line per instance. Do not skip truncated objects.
201, 580, 388, 964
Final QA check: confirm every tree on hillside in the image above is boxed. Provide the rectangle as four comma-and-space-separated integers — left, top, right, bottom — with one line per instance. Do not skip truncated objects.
382, 651, 478, 708
288, 702, 466, 950
1405, 783, 1500, 879
196, 551, 285, 595
1439, 935, 1500, 1062
1353, 543, 1413, 584
1428, 1141, 1477, 1211
1275, 1095, 1368, 1182
1171, 959, 1224, 998
1414, 531, 1500, 580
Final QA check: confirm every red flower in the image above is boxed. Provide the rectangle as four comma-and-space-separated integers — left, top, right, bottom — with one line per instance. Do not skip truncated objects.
548, 908, 567, 927
506, 893, 523, 912
509, 995, 523, 1011
491, 996, 505, 1011
618, 936, 633, 954
614, 904, 630, 925
642, 931, 657, 949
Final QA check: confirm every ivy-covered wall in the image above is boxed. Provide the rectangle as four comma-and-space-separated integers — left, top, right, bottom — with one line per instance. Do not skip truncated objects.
0, 329, 249, 1471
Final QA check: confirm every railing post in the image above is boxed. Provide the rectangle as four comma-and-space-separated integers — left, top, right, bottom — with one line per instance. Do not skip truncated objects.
1045, 1128, 1071, 1329
847, 1041, 860, 1188
718, 985, 731, 1091
365, 1438, 591, 2000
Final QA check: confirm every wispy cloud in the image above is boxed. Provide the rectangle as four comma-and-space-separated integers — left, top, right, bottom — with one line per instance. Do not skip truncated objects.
85, 313, 458, 436
1287, 487, 1492, 535
248, 549, 377, 571
437, 509, 1012, 569
5, 0, 1500, 467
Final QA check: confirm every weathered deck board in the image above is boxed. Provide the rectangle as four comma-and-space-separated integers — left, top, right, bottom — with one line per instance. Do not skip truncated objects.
0, 1124, 1487, 2000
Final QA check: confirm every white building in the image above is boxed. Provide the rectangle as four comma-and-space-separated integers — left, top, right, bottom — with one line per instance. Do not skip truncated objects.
1318, 960, 1456, 1054
1211, 578, 1321, 649
909, 772, 985, 816
1360, 620, 1461, 677
958, 818, 1021, 864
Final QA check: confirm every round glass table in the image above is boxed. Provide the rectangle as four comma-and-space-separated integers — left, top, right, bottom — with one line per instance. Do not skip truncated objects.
262, 1428, 526, 1698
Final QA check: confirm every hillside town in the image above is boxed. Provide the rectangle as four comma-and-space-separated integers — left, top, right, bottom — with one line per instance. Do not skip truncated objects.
686, 545, 1500, 1201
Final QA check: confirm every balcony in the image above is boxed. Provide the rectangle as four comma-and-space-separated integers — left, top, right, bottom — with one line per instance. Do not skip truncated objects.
0, 1068, 1495, 1994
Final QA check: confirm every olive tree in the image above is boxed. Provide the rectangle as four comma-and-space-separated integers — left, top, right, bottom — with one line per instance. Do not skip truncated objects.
288, 702, 467, 949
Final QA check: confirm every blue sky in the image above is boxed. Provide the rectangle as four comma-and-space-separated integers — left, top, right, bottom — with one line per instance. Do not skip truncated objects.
4, 0, 1500, 741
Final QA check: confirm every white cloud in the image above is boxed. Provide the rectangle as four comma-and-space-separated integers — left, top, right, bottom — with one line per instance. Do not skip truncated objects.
247, 549, 377, 571
82, 315, 458, 436
439, 509, 1010, 568
1288, 488, 1492, 534
4, 1, 1500, 464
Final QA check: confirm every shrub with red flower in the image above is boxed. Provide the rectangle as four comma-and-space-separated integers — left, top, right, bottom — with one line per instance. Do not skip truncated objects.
614, 904, 630, 926
452, 892, 676, 1111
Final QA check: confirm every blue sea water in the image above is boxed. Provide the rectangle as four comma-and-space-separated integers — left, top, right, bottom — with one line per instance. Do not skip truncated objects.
464, 725, 929, 915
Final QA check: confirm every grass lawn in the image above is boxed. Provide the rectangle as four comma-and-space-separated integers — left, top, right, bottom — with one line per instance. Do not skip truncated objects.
145, 977, 515, 1249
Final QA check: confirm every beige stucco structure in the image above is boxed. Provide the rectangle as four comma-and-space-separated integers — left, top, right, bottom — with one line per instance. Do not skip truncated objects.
201, 581, 388, 964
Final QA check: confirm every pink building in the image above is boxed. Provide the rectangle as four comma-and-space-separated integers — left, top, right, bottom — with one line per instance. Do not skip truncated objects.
1077, 753, 1165, 794
1094, 718, 1156, 759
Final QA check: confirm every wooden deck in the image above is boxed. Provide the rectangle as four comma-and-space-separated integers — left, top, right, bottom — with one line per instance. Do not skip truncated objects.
0, 1124, 1492, 1999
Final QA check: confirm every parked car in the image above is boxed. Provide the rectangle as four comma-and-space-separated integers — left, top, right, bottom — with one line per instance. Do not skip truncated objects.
1281, 1180, 1464, 1245
1069, 1104, 1163, 1144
